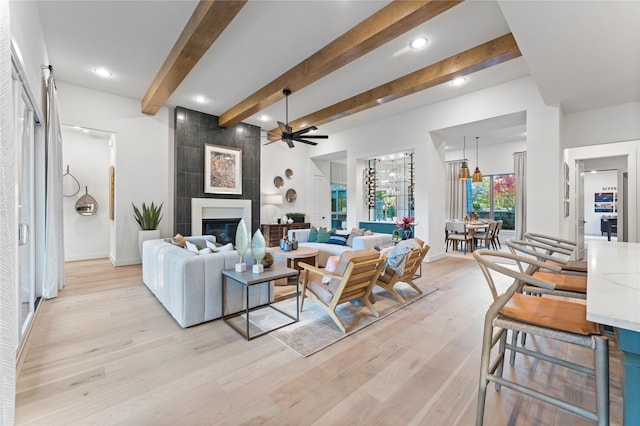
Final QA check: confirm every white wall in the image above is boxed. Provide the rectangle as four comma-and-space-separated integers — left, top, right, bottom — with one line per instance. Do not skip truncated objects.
56, 82, 172, 266
260, 141, 312, 223
61, 127, 111, 261
563, 102, 640, 148
445, 139, 526, 175
300, 76, 557, 261
583, 171, 618, 236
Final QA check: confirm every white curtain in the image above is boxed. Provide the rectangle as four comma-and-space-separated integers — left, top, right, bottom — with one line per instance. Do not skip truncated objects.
0, 1, 17, 424
445, 160, 465, 220
42, 70, 65, 298
514, 151, 527, 240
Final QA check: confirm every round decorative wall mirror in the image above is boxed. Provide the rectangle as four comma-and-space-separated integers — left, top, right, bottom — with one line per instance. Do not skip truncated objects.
285, 168, 293, 178
75, 186, 98, 216
286, 188, 297, 203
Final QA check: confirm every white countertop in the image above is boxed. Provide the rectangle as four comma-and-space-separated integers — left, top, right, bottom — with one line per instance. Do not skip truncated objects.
586, 241, 640, 332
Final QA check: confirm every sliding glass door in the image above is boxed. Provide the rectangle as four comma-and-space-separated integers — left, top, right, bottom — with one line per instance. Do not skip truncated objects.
14, 64, 36, 352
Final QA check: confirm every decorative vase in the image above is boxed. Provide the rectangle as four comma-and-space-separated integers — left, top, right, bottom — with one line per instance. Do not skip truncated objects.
251, 229, 266, 273
402, 229, 412, 240
138, 229, 161, 258
235, 218, 249, 272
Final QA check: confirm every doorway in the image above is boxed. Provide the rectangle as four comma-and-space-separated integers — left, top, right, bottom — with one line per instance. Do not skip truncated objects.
61, 124, 114, 261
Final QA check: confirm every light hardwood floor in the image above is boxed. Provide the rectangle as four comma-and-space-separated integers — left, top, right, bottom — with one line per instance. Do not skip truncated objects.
16, 256, 623, 425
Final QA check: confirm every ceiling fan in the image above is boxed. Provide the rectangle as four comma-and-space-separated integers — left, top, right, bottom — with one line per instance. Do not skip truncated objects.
263, 89, 328, 148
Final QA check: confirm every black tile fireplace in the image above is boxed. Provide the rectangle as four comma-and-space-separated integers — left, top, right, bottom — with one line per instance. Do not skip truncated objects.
202, 218, 241, 246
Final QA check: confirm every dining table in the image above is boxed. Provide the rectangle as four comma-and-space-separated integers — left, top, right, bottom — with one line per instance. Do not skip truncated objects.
466, 221, 489, 251
586, 240, 640, 425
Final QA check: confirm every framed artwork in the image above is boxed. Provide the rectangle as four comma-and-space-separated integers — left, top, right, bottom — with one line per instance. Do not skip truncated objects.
204, 145, 242, 194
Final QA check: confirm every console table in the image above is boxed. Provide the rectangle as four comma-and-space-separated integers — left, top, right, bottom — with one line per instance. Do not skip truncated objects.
261, 223, 310, 247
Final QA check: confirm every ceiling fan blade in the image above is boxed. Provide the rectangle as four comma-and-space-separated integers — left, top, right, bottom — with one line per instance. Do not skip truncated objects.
297, 139, 318, 146
292, 125, 317, 136
277, 121, 288, 134
295, 134, 328, 139
286, 139, 295, 148
263, 140, 278, 146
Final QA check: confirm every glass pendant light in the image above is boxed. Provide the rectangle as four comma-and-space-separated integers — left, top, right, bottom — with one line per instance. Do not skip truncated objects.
472, 136, 483, 183
458, 136, 470, 180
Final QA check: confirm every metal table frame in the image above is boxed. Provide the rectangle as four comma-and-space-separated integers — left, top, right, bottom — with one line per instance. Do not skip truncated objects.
221, 266, 299, 341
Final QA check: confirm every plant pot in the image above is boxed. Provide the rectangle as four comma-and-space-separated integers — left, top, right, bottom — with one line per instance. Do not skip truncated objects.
138, 229, 161, 258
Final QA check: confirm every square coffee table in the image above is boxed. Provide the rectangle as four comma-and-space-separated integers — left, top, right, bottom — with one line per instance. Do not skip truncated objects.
221, 266, 299, 340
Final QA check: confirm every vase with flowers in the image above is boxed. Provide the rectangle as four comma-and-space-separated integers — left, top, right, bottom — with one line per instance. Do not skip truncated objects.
396, 216, 417, 240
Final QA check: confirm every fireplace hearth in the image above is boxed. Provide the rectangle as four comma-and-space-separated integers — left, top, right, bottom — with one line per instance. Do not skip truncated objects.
202, 218, 241, 246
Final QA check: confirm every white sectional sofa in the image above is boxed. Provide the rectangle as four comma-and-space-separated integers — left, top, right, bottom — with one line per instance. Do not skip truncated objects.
287, 228, 392, 267
142, 236, 272, 328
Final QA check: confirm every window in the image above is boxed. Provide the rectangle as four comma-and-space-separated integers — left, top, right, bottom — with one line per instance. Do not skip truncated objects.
469, 173, 515, 230
331, 184, 347, 229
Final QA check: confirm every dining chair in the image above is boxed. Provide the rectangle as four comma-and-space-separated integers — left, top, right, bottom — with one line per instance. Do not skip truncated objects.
524, 232, 587, 273
445, 221, 473, 254
506, 239, 587, 299
473, 221, 498, 250
473, 249, 609, 426
493, 220, 503, 248
297, 248, 386, 332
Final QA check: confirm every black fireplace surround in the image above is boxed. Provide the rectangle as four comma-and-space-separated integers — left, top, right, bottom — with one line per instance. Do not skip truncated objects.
202, 218, 241, 246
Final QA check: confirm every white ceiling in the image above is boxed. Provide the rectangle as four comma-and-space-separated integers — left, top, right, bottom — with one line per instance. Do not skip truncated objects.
35, 0, 639, 150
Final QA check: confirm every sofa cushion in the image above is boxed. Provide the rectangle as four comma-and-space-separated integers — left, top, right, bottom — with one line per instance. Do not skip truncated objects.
171, 233, 187, 248
308, 226, 319, 242
327, 233, 348, 246
185, 241, 199, 253
317, 227, 332, 243
346, 228, 365, 247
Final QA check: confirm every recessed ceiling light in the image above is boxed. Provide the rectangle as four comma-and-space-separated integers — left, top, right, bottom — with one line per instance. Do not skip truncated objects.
410, 37, 428, 49
451, 77, 467, 86
194, 95, 207, 103
260, 114, 270, 122
94, 67, 112, 78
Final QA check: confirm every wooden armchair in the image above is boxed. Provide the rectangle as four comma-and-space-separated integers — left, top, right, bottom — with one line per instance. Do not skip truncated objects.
298, 248, 386, 333
376, 242, 430, 303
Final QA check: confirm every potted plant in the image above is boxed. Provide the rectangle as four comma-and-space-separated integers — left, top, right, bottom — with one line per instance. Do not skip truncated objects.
133, 201, 163, 257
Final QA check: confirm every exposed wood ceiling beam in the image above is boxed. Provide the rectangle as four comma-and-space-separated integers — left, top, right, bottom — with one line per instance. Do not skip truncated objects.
141, 0, 247, 115
218, 0, 462, 128
267, 33, 522, 140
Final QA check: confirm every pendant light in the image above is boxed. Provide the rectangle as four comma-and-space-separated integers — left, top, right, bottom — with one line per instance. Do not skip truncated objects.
472, 136, 483, 183
458, 136, 470, 180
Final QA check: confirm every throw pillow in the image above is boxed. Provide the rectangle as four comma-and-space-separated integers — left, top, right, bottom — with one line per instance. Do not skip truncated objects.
308, 226, 319, 242
185, 241, 199, 254
199, 247, 213, 255
322, 255, 341, 284
217, 243, 234, 252
345, 228, 365, 247
317, 227, 332, 243
171, 233, 187, 248
327, 233, 348, 246
363, 229, 374, 236
206, 240, 234, 252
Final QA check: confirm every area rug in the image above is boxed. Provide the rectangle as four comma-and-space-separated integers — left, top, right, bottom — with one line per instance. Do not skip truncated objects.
245, 281, 438, 357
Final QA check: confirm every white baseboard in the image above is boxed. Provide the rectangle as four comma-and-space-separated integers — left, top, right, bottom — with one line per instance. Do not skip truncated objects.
426, 252, 446, 262
65, 252, 109, 262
